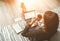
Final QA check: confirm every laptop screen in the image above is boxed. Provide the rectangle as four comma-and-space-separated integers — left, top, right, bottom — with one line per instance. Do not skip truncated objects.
25, 11, 36, 19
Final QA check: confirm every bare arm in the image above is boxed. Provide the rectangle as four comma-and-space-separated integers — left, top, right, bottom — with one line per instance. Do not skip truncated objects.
21, 15, 42, 37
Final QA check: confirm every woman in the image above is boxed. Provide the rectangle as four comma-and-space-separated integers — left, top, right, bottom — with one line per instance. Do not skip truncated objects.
21, 11, 59, 41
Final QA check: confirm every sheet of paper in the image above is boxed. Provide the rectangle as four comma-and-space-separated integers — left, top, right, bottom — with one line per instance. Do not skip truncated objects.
12, 23, 23, 33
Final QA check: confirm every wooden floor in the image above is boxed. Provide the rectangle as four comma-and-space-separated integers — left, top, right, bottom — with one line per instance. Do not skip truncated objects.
0, 0, 60, 41
0, 0, 60, 27
0, 20, 30, 41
